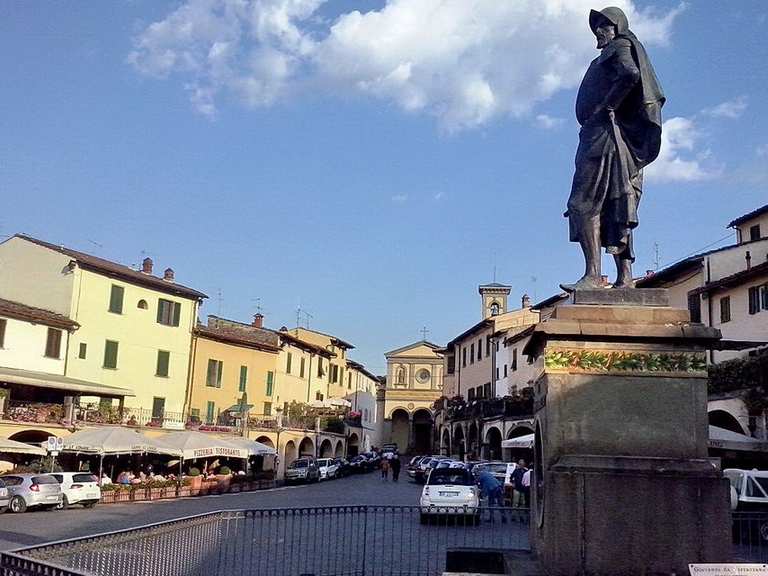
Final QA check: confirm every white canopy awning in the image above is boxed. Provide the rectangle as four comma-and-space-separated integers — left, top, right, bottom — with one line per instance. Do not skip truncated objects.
221, 436, 277, 456
708, 425, 768, 452
159, 431, 250, 460
502, 434, 534, 449
0, 437, 46, 456
62, 427, 179, 456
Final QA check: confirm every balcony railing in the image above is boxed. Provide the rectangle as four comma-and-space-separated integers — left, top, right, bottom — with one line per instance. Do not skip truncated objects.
442, 393, 534, 422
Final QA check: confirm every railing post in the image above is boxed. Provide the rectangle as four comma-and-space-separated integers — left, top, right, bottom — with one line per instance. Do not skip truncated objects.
361, 505, 368, 576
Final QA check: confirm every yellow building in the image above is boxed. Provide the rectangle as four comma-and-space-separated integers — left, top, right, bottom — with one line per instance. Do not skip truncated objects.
0, 235, 207, 423
288, 327, 353, 402
188, 315, 280, 425
272, 328, 336, 408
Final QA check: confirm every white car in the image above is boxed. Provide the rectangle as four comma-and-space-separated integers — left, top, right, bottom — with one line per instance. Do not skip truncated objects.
0, 478, 9, 512
419, 468, 479, 523
50, 472, 101, 509
316, 458, 340, 481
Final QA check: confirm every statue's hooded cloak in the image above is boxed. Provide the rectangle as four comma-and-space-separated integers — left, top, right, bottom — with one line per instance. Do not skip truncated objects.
567, 7, 665, 261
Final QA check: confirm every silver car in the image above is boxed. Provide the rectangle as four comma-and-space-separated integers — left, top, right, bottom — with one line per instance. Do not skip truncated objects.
0, 478, 9, 512
2, 473, 62, 513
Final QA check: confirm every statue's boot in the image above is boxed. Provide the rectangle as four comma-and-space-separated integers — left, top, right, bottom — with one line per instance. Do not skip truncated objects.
612, 256, 635, 288
560, 274, 603, 292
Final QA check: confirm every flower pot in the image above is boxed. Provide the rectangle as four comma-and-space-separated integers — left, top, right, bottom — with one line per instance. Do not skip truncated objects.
178, 486, 190, 497
150, 488, 163, 500
101, 491, 115, 504
132, 488, 147, 501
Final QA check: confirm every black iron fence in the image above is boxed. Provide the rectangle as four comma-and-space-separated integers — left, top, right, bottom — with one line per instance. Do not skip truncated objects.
733, 511, 768, 562
1, 506, 530, 576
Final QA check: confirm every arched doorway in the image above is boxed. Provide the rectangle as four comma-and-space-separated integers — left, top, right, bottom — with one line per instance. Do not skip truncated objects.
9, 430, 52, 444
453, 426, 466, 460
468, 422, 479, 459
391, 409, 410, 453
709, 410, 746, 435
441, 428, 451, 456
334, 441, 344, 458
348, 433, 360, 457
284, 441, 297, 467
485, 426, 502, 461
413, 409, 433, 455
255, 436, 274, 449
299, 437, 315, 458
319, 439, 333, 458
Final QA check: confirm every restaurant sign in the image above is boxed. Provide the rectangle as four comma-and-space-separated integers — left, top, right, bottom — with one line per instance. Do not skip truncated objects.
191, 447, 246, 459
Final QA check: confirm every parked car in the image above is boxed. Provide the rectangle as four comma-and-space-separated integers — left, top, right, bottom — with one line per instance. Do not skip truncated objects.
334, 458, 351, 477
316, 458, 340, 481
348, 455, 369, 474
2, 474, 62, 513
472, 462, 509, 485
285, 458, 320, 484
407, 456, 428, 481
50, 472, 101, 509
382, 443, 398, 454
416, 456, 451, 484
419, 468, 479, 524
725, 468, 768, 543
0, 478, 9, 512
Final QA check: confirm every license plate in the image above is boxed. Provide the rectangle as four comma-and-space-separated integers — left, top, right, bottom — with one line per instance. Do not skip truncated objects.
46, 496, 58, 501
439, 491, 459, 496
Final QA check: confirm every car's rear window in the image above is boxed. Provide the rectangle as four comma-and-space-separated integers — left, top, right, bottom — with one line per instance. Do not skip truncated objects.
428, 471, 473, 486
291, 460, 308, 468
33, 476, 58, 485
1, 476, 21, 486
74, 474, 97, 483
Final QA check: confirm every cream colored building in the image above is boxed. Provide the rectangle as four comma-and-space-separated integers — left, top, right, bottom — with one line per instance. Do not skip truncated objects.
0, 235, 206, 423
188, 315, 280, 425
638, 204, 768, 363
379, 340, 444, 454
272, 328, 336, 409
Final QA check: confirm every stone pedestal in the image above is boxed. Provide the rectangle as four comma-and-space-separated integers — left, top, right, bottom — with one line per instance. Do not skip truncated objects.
524, 294, 732, 575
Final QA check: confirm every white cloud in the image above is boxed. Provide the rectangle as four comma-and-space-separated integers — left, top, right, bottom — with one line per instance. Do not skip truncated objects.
129, 0, 682, 129
645, 116, 719, 183
702, 96, 748, 119
535, 114, 565, 130
391, 194, 408, 204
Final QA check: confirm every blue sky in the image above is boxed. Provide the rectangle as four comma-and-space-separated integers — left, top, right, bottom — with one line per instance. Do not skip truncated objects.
1, 0, 766, 374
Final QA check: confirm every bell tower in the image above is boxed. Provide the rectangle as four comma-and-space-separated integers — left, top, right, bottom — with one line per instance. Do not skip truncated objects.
478, 283, 512, 319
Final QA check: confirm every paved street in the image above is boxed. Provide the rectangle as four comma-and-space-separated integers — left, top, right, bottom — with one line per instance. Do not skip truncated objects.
0, 473, 424, 552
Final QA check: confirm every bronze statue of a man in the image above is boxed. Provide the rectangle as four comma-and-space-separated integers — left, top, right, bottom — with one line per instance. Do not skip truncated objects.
562, 7, 665, 291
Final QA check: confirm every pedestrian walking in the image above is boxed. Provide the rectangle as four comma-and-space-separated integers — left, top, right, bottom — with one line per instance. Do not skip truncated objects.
477, 470, 506, 523
522, 466, 532, 507
511, 459, 528, 508
381, 456, 390, 481
391, 453, 401, 482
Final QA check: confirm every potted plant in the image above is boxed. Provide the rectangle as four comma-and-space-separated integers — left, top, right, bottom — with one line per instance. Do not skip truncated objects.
177, 477, 191, 497
216, 466, 232, 493
187, 467, 202, 495
131, 483, 148, 502
100, 483, 118, 504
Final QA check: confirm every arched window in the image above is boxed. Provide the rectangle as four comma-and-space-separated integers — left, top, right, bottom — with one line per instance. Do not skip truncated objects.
490, 302, 500, 316
396, 367, 406, 385
137, 299, 148, 310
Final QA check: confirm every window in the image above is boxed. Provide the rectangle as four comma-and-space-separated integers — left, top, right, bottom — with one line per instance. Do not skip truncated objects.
484, 382, 492, 398
190, 408, 200, 422
447, 355, 456, 374
477, 338, 482, 361
750, 224, 761, 242
108, 285, 124, 314
504, 364, 508, 378
470, 343, 475, 364
720, 296, 731, 323
156, 350, 170, 377
300, 357, 305, 378
512, 348, 518, 371
137, 299, 148, 310
286, 352, 292, 374
78, 342, 87, 359
239, 365, 248, 392
468, 388, 475, 401
316, 391, 324, 401
103, 340, 119, 368
762, 285, 768, 311
266, 371, 274, 396
348, 371, 352, 389
45, 328, 62, 359
749, 286, 761, 315
206, 359, 223, 388
396, 367, 405, 385
332, 364, 339, 383
264, 402, 272, 416
496, 367, 499, 380
688, 293, 702, 323
317, 357, 324, 377
496, 341, 499, 352
157, 299, 181, 327
206, 401, 216, 425
490, 302, 500, 316
462, 348, 467, 367
0, 319, 6, 348
340, 367, 344, 385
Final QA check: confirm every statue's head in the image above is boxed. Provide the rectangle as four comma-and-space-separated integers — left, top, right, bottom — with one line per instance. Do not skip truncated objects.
589, 7, 629, 48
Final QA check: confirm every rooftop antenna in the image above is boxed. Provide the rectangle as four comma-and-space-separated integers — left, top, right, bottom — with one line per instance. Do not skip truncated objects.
217, 288, 223, 316
530, 275, 538, 301
420, 326, 430, 341
86, 239, 103, 249
492, 251, 497, 283
653, 242, 661, 271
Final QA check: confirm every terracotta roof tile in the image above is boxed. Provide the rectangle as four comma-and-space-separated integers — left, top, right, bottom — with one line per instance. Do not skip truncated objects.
0, 298, 79, 331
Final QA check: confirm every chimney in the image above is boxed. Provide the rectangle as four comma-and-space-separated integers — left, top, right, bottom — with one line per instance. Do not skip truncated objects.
521, 294, 531, 309
163, 268, 175, 282
645, 270, 655, 277
746, 251, 752, 270
252, 313, 264, 328
141, 257, 153, 274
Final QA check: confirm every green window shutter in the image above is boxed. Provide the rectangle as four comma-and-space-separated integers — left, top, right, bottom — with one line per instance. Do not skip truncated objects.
206, 359, 217, 387
78, 342, 87, 359
0, 319, 5, 348
103, 340, 119, 369
172, 302, 181, 326
206, 401, 215, 424
300, 357, 305, 378
266, 371, 274, 396
45, 328, 62, 358
157, 300, 165, 323
286, 352, 292, 374
264, 402, 272, 416
109, 285, 124, 314
239, 365, 248, 392
156, 350, 170, 377
216, 361, 223, 388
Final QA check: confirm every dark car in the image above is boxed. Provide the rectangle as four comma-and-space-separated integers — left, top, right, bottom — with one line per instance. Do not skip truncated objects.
349, 455, 368, 473
334, 458, 351, 477
408, 456, 428, 481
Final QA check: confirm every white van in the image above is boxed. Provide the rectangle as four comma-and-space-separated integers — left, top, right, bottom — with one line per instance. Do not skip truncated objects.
51, 472, 101, 509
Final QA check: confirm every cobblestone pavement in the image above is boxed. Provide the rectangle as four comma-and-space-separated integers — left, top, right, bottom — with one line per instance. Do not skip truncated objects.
0, 473, 425, 551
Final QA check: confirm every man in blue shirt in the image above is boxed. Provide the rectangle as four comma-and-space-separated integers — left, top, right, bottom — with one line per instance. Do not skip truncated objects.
477, 470, 506, 523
